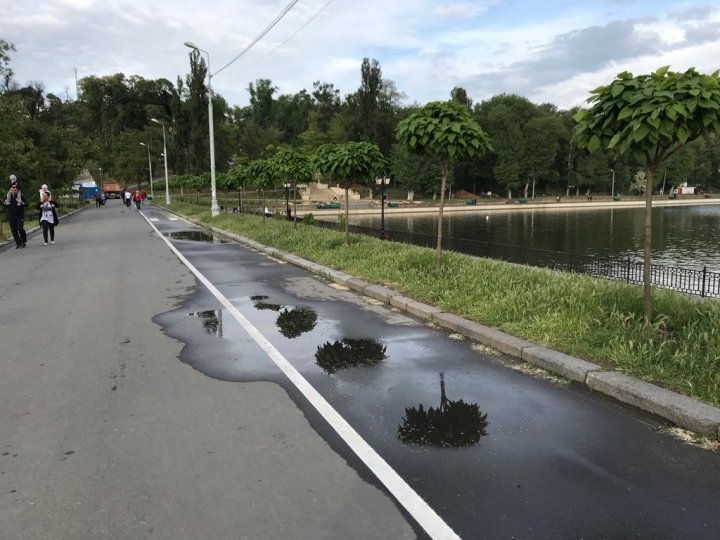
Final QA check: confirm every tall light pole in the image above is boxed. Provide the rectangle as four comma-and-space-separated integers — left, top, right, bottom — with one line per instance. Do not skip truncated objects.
375, 175, 390, 240
610, 168, 615, 199
139, 142, 154, 199
184, 41, 219, 217
151, 118, 171, 205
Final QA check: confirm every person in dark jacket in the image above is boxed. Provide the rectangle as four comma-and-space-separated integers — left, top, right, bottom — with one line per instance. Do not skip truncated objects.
4, 183, 27, 248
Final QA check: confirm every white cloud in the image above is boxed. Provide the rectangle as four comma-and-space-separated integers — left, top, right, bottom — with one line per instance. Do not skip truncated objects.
1, 0, 718, 110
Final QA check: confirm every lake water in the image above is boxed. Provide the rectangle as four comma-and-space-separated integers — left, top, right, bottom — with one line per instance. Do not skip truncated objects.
348, 204, 720, 272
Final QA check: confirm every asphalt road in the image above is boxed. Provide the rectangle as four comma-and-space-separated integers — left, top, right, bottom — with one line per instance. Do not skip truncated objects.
2, 201, 719, 540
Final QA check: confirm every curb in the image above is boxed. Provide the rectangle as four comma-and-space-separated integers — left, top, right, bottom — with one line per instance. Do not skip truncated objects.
161, 210, 720, 440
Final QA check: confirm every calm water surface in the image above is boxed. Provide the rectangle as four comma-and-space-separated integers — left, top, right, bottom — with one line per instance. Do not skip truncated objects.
349, 204, 720, 271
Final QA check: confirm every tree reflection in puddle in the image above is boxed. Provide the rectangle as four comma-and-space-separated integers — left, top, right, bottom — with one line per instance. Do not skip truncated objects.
398, 373, 488, 448
251, 295, 281, 311
187, 310, 223, 337
315, 338, 387, 374
276, 307, 317, 338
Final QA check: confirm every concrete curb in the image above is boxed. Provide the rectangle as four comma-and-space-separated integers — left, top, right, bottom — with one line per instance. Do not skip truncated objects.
166, 211, 720, 440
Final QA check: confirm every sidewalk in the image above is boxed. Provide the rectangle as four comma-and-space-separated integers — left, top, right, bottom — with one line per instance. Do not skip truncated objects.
169, 211, 720, 441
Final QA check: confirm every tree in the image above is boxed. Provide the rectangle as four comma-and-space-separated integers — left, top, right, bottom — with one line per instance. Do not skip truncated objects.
396, 101, 492, 269
312, 142, 385, 243
574, 66, 720, 322
269, 147, 312, 225
246, 159, 274, 223
0, 39, 16, 91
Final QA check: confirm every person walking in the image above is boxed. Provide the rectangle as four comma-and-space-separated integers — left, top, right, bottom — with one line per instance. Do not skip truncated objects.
133, 190, 142, 210
4, 182, 27, 249
124, 188, 132, 208
37, 191, 58, 245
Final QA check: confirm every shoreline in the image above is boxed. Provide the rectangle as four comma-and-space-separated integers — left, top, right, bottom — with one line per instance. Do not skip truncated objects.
306, 196, 720, 217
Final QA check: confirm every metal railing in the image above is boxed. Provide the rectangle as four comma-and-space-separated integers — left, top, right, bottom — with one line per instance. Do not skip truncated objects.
315, 220, 720, 299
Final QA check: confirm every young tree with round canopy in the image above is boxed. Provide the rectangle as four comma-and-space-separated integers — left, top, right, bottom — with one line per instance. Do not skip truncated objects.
574, 66, 720, 323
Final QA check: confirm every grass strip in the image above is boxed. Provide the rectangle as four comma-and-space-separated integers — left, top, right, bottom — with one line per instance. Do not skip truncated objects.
163, 201, 720, 407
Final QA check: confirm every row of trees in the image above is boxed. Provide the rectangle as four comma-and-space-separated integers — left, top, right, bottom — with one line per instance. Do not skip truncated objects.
2, 39, 719, 200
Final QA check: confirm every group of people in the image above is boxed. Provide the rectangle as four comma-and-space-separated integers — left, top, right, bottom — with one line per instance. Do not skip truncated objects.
3, 174, 59, 249
121, 188, 147, 210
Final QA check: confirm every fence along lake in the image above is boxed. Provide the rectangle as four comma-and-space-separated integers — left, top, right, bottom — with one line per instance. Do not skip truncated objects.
347, 203, 720, 272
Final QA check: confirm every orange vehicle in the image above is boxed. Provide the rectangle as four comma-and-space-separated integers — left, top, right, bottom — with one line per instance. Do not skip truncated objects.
102, 182, 122, 198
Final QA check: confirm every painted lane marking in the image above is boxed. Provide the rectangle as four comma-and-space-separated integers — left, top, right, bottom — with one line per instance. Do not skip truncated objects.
141, 212, 459, 540
168, 217, 179, 221
149, 218, 160, 222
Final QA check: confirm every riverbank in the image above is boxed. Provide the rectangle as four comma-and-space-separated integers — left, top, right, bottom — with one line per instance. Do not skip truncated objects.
307, 194, 720, 217
156, 201, 720, 439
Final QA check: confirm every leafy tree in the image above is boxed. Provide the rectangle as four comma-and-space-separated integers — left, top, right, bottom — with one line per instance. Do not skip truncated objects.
574, 66, 720, 322
0, 39, 16, 91
312, 141, 385, 242
396, 101, 492, 269
246, 159, 274, 223
389, 143, 442, 199
269, 147, 312, 224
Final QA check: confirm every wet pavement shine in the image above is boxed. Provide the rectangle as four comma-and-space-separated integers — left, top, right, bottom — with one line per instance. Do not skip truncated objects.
146, 207, 720, 540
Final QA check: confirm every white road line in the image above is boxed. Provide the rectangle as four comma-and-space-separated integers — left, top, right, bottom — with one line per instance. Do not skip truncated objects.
168, 217, 179, 221
150, 217, 160, 222
141, 213, 460, 540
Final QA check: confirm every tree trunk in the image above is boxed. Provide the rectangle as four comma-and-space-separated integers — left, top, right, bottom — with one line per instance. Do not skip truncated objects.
643, 168, 655, 324
344, 185, 349, 244
523, 182, 529, 198
506, 188, 512, 199
262, 190, 266, 225
435, 162, 449, 271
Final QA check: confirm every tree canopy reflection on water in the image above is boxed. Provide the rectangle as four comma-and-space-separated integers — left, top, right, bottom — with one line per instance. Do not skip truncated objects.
315, 338, 387, 374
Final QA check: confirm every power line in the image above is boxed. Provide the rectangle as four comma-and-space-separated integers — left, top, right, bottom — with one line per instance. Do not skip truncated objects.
250, 0, 334, 67
213, 0, 301, 78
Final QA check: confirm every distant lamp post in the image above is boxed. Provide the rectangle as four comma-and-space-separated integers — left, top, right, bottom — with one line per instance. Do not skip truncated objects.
139, 143, 154, 199
283, 182, 292, 221
610, 168, 615, 198
375, 175, 391, 240
151, 118, 171, 205
184, 41, 219, 217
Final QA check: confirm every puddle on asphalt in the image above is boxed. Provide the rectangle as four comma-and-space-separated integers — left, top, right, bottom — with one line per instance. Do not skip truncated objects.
188, 310, 223, 337
398, 373, 488, 448
165, 230, 226, 242
315, 338, 387, 374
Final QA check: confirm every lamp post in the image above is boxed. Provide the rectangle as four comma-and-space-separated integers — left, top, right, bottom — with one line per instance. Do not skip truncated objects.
610, 168, 615, 199
375, 175, 390, 240
184, 41, 220, 217
283, 182, 291, 221
151, 118, 171, 205
139, 143, 153, 199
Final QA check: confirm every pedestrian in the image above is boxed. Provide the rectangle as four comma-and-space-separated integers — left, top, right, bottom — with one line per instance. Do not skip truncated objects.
95, 190, 102, 208
4, 182, 27, 248
38, 183, 51, 200
123, 188, 132, 208
133, 190, 142, 210
37, 191, 58, 245
140, 189, 147, 206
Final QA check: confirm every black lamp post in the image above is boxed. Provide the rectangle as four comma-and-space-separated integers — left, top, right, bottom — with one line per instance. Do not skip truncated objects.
283, 182, 292, 221
375, 175, 390, 240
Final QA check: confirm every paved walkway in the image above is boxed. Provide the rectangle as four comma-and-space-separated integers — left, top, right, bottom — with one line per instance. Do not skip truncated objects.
0, 202, 415, 539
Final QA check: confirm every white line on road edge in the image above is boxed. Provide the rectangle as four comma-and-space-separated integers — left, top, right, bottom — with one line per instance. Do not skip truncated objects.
141, 212, 460, 540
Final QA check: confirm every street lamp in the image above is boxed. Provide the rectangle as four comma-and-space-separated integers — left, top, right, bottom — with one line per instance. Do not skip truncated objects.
151, 118, 171, 205
610, 168, 615, 198
375, 175, 390, 240
283, 182, 292, 221
184, 41, 220, 217
139, 143, 154, 199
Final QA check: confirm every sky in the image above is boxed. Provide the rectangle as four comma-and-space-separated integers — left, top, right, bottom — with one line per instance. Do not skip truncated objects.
2, 0, 720, 111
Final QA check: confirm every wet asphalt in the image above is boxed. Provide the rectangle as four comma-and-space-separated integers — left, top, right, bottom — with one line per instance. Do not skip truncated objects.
145, 206, 720, 540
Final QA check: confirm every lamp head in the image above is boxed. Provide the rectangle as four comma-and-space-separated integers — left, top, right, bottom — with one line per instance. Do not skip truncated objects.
151, 118, 161, 125
139, 142, 147, 147
184, 41, 199, 50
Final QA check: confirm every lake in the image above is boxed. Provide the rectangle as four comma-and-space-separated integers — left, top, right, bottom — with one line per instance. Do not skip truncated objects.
348, 204, 720, 272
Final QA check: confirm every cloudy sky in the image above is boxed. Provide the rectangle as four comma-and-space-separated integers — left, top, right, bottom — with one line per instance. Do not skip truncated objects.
2, 0, 720, 110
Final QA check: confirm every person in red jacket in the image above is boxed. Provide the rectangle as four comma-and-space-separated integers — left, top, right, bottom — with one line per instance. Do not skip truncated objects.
133, 190, 142, 210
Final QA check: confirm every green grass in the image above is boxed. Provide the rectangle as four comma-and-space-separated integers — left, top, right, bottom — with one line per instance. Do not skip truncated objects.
162, 201, 720, 407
